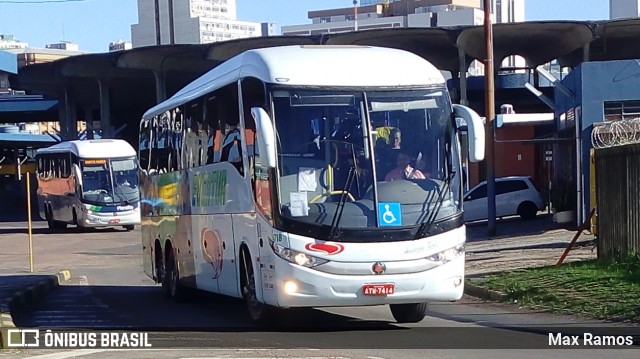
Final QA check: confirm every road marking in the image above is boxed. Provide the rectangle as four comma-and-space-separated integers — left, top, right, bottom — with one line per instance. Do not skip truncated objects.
183, 358, 343, 359
23, 349, 108, 359
22, 349, 348, 359
78, 275, 89, 285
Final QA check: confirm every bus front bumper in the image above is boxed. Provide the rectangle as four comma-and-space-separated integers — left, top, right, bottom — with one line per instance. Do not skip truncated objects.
268, 255, 465, 308
80, 211, 141, 227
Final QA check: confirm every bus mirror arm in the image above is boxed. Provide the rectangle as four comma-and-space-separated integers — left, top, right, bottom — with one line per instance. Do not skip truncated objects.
453, 104, 485, 162
251, 107, 277, 168
72, 164, 83, 190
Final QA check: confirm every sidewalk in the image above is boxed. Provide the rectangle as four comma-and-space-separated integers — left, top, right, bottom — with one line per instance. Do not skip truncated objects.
0, 271, 71, 349
464, 214, 596, 277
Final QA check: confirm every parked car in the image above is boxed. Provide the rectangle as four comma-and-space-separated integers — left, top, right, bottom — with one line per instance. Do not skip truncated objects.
463, 176, 545, 222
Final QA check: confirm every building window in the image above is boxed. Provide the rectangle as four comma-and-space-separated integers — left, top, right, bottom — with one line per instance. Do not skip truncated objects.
320, 17, 331, 23
604, 100, 640, 121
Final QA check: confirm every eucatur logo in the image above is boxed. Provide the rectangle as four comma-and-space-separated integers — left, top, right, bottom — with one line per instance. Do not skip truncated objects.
304, 242, 345, 255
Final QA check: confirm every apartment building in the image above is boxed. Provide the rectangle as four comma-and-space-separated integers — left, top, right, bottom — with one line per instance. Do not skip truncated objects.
131, 0, 263, 48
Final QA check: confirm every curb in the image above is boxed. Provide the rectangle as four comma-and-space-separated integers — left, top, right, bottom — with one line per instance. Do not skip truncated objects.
464, 280, 508, 301
0, 270, 71, 349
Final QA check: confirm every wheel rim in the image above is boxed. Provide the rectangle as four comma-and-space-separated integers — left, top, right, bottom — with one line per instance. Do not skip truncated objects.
243, 261, 261, 318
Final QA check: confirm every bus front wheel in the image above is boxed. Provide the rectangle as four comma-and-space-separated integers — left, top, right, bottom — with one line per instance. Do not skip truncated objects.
389, 303, 428, 323
240, 248, 271, 322
45, 206, 55, 230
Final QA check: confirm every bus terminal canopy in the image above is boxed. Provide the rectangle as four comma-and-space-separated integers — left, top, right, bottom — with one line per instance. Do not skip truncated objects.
7, 19, 640, 136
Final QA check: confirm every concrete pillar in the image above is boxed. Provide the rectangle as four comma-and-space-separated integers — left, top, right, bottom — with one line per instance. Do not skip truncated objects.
84, 107, 94, 140
67, 95, 78, 140
458, 48, 468, 106
98, 78, 112, 138
57, 89, 69, 139
153, 70, 167, 103
582, 42, 590, 63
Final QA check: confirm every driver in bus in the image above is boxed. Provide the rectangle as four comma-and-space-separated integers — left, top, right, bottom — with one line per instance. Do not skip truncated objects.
385, 152, 426, 181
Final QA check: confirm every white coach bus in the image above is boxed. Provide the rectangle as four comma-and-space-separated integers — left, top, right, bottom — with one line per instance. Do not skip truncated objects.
35, 139, 141, 230
139, 45, 485, 323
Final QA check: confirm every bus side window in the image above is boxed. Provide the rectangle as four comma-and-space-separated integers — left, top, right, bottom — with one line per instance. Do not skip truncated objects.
184, 99, 206, 168
204, 95, 220, 165
241, 77, 271, 220
139, 119, 151, 172
218, 84, 243, 175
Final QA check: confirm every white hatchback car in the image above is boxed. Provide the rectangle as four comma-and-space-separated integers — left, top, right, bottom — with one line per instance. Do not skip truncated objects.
463, 176, 545, 222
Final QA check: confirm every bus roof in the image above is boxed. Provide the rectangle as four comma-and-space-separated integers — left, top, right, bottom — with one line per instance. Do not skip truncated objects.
143, 45, 445, 120
35, 139, 136, 159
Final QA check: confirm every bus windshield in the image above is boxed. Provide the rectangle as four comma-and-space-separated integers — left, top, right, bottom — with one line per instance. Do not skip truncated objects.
273, 88, 461, 240
80, 157, 139, 205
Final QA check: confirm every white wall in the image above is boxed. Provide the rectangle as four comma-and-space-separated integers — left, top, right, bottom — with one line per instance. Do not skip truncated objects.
437, 8, 485, 26
610, 0, 640, 19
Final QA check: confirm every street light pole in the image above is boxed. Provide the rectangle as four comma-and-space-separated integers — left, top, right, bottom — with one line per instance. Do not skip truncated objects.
354, 1, 359, 31
484, 0, 497, 235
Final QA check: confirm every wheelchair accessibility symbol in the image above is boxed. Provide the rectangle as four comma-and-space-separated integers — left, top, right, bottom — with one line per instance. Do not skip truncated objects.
378, 202, 402, 226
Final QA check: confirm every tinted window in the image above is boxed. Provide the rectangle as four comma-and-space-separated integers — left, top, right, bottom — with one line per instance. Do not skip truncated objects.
467, 184, 487, 200
496, 180, 528, 195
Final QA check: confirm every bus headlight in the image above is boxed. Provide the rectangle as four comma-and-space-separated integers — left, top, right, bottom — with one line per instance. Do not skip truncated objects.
270, 241, 328, 268
427, 244, 465, 264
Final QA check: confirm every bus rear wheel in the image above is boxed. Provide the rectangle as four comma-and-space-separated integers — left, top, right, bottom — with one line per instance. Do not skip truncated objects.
123, 225, 135, 231
389, 303, 428, 323
240, 249, 271, 322
163, 246, 187, 302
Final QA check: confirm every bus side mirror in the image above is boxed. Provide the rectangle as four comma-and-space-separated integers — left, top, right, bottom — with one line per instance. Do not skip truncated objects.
453, 104, 485, 162
251, 107, 277, 168
72, 164, 83, 189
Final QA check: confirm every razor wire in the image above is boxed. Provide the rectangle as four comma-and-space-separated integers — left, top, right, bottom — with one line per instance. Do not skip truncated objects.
591, 118, 640, 149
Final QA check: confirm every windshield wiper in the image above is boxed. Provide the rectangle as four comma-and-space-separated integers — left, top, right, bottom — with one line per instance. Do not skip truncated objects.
329, 166, 356, 240
416, 171, 455, 238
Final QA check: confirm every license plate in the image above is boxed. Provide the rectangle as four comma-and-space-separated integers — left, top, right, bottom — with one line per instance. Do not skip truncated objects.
362, 283, 395, 296
109, 219, 120, 224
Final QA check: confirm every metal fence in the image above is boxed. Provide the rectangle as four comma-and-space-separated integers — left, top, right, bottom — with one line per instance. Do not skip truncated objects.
594, 142, 640, 259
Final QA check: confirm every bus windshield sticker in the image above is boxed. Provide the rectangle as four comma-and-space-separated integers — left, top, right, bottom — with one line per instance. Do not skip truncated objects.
289, 191, 309, 217
378, 202, 402, 226
297, 167, 317, 192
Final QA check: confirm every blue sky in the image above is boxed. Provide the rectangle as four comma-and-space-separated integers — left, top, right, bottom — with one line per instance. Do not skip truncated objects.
0, 0, 609, 53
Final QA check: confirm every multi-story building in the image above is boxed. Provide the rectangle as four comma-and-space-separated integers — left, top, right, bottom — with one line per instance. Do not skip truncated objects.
489, 0, 525, 23
0, 34, 28, 50
131, 0, 263, 48
282, 0, 525, 73
109, 40, 133, 52
610, 0, 640, 19
45, 41, 80, 51
282, 0, 485, 36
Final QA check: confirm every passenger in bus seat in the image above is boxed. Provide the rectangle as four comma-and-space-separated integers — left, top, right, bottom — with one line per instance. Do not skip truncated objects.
221, 119, 243, 175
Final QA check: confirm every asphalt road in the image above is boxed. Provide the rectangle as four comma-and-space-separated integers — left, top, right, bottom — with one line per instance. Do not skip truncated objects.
0, 221, 638, 359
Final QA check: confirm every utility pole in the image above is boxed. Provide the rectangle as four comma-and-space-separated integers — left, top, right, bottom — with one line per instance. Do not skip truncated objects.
353, 1, 359, 31
484, 0, 497, 235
